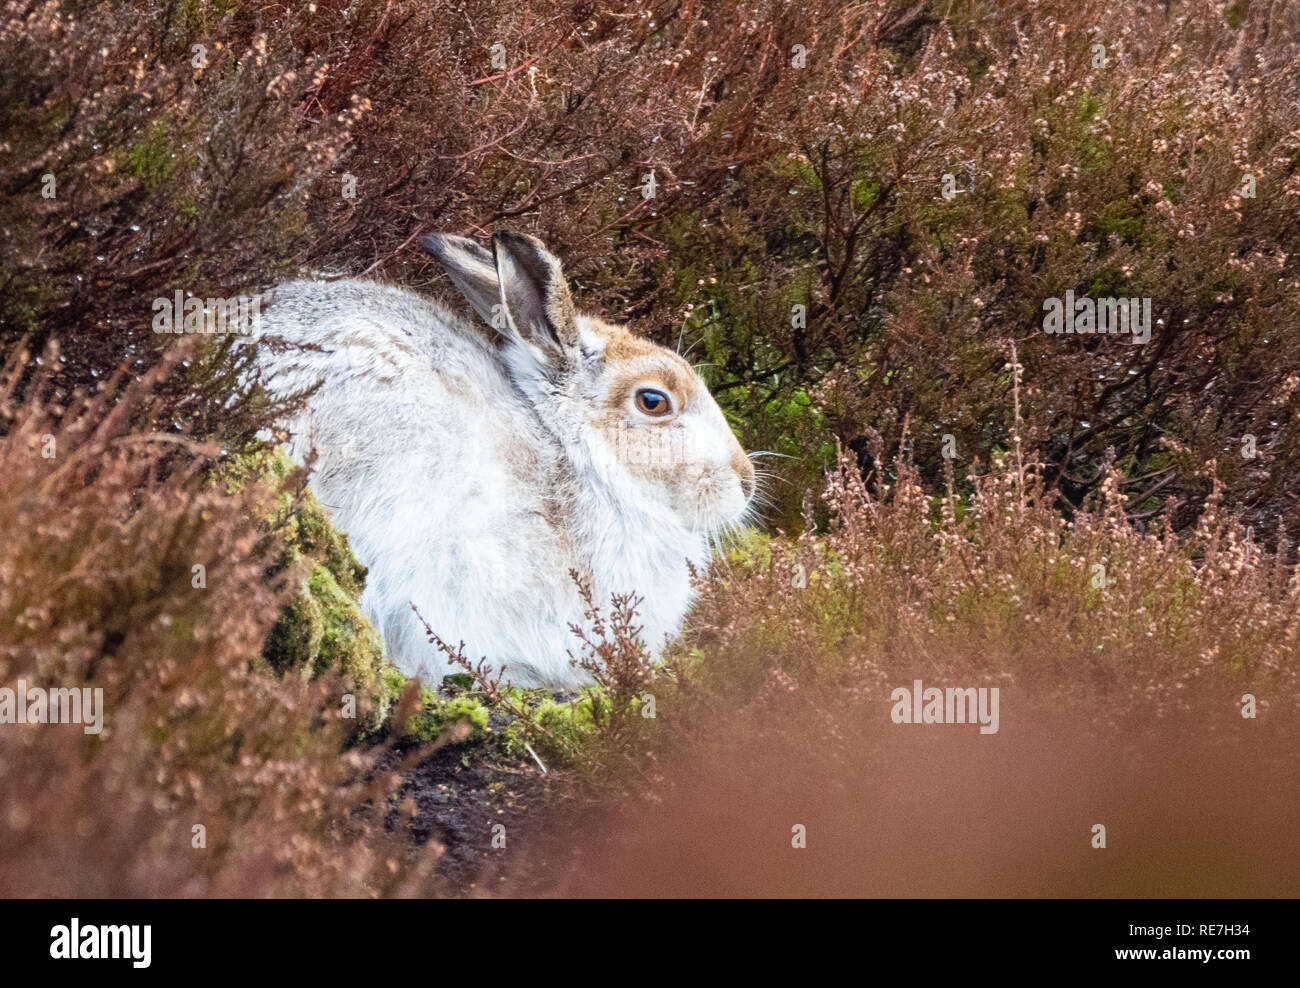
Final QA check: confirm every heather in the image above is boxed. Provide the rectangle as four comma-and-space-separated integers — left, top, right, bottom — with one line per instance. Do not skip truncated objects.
1, 0, 1299, 896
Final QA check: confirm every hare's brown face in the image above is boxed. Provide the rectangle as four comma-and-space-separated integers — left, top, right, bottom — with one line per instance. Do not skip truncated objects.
578, 316, 756, 534
421, 229, 755, 535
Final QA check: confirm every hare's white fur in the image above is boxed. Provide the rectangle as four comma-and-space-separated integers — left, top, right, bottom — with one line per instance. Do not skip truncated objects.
257, 232, 753, 687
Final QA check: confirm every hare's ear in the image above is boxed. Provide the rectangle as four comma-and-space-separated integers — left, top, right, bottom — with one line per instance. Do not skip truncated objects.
421, 233, 501, 326
490, 231, 579, 360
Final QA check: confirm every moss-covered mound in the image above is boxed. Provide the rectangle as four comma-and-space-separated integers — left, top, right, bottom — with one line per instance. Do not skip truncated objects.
217, 445, 399, 735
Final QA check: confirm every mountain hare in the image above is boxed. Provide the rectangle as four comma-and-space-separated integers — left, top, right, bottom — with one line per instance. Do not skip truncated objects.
257, 231, 756, 687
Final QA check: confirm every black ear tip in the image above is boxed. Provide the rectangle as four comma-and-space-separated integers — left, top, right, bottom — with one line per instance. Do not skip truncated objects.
492, 229, 545, 254
425, 232, 494, 265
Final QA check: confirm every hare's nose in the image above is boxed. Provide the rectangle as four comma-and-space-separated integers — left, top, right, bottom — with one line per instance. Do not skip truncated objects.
731, 445, 756, 501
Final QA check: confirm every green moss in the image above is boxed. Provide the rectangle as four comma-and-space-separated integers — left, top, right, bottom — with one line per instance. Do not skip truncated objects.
307, 564, 384, 681
262, 589, 324, 676
124, 120, 177, 199
218, 445, 389, 731
1086, 265, 1132, 298
399, 691, 491, 746
1094, 200, 1144, 245
1077, 92, 1104, 125
220, 446, 368, 593
723, 527, 773, 570
380, 664, 408, 706
502, 688, 612, 766
294, 501, 368, 598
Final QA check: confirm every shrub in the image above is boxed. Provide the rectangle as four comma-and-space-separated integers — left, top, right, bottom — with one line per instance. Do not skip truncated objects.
8, 1, 1297, 532
0, 344, 435, 896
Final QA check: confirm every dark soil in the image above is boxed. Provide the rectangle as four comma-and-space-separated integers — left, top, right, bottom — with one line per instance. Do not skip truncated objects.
376, 735, 560, 895
364, 686, 633, 895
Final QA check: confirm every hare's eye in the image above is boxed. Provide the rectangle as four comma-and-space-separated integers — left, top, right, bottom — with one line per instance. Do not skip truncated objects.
634, 388, 672, 417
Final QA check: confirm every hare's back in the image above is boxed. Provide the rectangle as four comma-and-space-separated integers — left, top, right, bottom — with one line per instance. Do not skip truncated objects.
261, 278, 497, 378
258, 278, 544, 508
